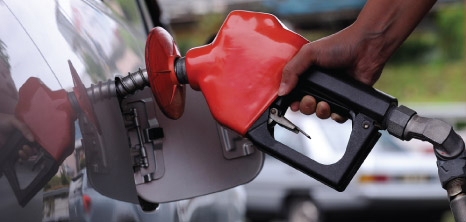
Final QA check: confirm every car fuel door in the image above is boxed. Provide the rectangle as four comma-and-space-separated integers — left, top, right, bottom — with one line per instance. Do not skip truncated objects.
85, 86, 264, 204
125, 87, 264, 203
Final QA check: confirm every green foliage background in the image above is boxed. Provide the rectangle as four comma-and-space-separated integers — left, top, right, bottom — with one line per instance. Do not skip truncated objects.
377, 3, 465, 102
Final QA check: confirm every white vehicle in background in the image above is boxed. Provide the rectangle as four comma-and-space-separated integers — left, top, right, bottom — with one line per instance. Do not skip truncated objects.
68, 169, 247, 222
245, 111, 450, 222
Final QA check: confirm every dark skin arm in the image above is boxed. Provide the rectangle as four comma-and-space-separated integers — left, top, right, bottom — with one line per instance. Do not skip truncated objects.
278, 0, 437, 122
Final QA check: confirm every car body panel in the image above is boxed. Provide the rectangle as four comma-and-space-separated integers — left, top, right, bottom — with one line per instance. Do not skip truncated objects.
0, 0, 261, 220
0, 0, 149, 203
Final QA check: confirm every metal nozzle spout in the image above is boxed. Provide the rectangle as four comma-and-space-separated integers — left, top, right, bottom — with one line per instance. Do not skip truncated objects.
115, 68, 150, 98
85, 68, 149, 101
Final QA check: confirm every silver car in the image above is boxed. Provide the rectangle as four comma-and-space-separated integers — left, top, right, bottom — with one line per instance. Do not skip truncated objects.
67, 169, 247, 222
68, 169, 177, 222
0, 0, 260, 221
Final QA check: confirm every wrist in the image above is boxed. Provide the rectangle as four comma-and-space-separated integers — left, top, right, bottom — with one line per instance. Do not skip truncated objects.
333, 23, 386, 85
352, 19, 392, 63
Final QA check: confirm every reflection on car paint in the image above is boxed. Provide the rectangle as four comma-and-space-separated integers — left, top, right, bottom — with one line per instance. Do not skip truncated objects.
0, 2, 258, 222
0, 0, 147, 219
0, 61, 100, 207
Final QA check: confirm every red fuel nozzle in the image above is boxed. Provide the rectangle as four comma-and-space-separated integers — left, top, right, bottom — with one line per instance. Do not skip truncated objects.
145, 11, 308, 135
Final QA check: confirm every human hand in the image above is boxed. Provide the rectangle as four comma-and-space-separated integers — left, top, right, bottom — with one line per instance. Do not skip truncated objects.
0, 113, 35, 161
278, 25, 383, 123
277, 0, 436, 123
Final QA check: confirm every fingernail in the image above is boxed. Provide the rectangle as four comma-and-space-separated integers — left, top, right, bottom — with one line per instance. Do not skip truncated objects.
278, 83, 287, 96
26, 133, 34, 142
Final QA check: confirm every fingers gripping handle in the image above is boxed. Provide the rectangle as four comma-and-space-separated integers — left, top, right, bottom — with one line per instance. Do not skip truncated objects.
246, 108, 381, 191
287, 69, 398, 123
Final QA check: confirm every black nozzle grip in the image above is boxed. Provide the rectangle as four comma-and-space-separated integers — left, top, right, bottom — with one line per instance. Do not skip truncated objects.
246, 69, 398, 191
0, 130, 59, 207
279, 69, 397, 124
247, 108, 381, 191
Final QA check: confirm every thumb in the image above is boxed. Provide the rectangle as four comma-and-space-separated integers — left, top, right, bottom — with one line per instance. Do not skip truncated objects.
9, 117, 34, 142
278, 43, 315, 96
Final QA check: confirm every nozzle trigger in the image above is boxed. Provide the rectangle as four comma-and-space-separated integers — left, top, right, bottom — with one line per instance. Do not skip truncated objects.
268, 108, 311, 139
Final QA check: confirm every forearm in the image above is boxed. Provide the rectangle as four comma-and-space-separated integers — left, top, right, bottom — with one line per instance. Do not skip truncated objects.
352, 0, 437, 65
280, 0, 438, 119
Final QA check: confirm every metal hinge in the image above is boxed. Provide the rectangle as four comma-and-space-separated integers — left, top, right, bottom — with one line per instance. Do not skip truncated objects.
124, 108, 150, 169
121, 95, 166, 185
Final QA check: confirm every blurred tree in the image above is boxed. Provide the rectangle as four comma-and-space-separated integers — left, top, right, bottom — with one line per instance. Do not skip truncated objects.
60, 168, 69, 186
174, 13, 225, 54
435, 3, 464, 60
